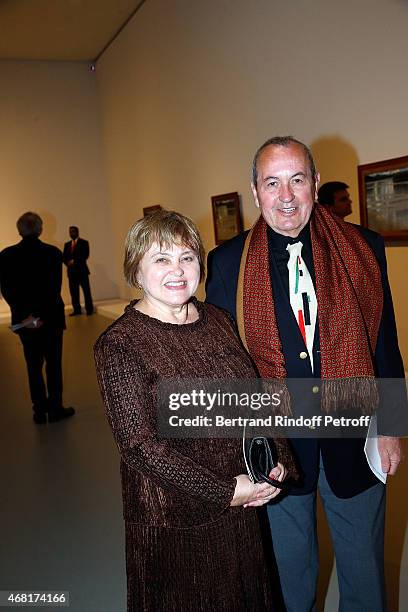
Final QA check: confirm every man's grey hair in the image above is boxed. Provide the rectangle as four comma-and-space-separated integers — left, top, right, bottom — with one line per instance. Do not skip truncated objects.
17, 212, 43, 238
251, 136, 317, 186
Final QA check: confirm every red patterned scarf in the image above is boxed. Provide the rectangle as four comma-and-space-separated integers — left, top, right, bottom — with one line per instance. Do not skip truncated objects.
236, 205, 383, 413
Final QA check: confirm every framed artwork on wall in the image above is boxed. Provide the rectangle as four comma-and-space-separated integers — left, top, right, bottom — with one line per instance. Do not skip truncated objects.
143, 205, 162, 217
211, 192, 243, 244
358, 155, 408, 240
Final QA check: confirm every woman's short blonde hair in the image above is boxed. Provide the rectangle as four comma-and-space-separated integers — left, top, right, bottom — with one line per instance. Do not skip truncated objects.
124, 209, 206, 287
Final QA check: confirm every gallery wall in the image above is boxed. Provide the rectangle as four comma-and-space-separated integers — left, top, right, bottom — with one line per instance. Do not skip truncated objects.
96, 0, 408, 364
0, 1, 407, 365
0, 60, 117, 307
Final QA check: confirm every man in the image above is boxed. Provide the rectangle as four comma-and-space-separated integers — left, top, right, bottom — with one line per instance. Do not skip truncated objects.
0, 212, 75, 424
317, 180, 352, 218
206, 136, 405, 611
63, 226, 94, 316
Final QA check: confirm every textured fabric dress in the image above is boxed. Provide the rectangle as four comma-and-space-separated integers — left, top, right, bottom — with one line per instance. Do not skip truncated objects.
94, 299, 294, 612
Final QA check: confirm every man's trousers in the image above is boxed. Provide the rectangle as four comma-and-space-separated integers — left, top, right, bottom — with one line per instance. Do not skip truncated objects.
68, 272, 93, 314
19, 327, 63, 414
267, 459, 386, 612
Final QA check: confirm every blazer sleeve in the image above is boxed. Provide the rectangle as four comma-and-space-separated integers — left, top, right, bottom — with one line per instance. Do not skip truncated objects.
206, 248, 236, 318
94, 331, 236, 512
81, 239, 90, 260
369, 232, 407, 435
62, 242, 70, 266
40, 247, 63, 304
0, 250, 15, 308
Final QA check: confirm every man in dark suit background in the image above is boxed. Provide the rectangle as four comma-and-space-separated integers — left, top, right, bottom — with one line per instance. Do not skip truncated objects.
63, 226, 94, 316
206, 136, 405, 611
0, 212, 75, 424
318, 180, 352, 219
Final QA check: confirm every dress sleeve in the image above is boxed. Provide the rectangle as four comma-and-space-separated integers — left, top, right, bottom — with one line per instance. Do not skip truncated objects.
94, 331, 236, 512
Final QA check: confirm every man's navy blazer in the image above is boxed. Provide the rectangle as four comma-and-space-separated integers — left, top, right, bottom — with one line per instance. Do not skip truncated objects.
206, 222, 405, 498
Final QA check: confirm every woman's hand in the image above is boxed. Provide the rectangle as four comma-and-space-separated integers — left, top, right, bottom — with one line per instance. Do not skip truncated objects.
230, 463, 287, 507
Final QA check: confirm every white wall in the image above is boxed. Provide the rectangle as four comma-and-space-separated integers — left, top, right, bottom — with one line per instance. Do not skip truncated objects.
96, 0, 408, 363
0, 60, 117, 309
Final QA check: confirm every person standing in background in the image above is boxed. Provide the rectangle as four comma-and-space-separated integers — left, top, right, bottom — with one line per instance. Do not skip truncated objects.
317, 180, 352, 218
0, 212, 75, 424
63, 226, 94, 316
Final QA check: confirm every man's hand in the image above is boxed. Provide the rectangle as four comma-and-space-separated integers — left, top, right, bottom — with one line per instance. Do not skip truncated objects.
377, 436, 404, 475
21, 315, 43, 329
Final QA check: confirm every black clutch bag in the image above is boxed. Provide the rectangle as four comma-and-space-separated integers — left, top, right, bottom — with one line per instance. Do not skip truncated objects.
243, 436, 286, 489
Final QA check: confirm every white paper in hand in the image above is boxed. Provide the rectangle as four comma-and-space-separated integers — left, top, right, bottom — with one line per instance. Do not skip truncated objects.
364, 414, 387, 484
10, 317, 40, 332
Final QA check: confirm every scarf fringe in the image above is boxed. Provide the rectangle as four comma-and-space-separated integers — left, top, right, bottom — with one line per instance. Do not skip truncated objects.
321, 377, 378, 414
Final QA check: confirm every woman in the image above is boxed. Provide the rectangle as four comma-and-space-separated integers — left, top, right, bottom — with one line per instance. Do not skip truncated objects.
94, 210, 295, 611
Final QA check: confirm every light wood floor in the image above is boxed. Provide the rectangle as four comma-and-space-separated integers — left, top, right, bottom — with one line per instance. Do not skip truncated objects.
0, 314, 407, 611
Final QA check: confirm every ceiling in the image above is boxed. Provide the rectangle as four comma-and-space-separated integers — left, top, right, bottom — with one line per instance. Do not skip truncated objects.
0, 0, 145, 62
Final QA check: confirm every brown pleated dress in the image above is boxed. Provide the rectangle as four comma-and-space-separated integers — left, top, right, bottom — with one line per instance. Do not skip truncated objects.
94, 299, 294, 612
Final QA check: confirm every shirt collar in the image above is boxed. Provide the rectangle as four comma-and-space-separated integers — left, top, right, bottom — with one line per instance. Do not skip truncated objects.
267, 221, 312, 253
